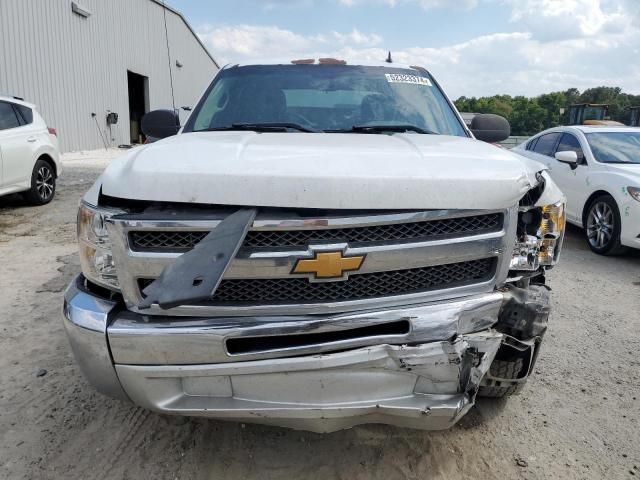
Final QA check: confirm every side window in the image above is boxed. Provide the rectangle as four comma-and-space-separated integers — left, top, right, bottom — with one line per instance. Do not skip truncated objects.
0, 102, 21, 130
556, 133, 585, 164
532, 132, 561, 157
526, 137, 539, 151
14, 104, 33, 125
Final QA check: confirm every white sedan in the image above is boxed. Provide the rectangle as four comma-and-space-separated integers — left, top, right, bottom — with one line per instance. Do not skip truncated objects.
0, 95, 60, 204
513, 126, 640, 255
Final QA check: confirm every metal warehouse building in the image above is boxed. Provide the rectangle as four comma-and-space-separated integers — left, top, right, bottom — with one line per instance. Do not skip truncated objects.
0, 0, 219, 152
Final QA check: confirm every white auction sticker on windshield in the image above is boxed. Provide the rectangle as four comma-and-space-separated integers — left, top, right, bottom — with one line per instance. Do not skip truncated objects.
385, 73, 432, 86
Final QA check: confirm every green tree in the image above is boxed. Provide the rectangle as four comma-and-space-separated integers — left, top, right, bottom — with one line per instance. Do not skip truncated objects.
537, 92, 565, 129
454, 86, 640, 136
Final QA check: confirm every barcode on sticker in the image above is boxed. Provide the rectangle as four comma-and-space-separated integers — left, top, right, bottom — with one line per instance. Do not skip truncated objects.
385, 73, 432, 86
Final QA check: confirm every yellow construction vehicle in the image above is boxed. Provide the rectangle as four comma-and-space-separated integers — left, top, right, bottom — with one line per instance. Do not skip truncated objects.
567, 103, 624, 126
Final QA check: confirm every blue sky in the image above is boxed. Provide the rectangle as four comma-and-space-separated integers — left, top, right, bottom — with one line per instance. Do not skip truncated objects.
167, 0, 640, 99
168, 0, 514, 50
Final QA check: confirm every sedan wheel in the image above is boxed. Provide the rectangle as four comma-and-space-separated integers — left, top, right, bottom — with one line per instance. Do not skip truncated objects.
586, 201, 614, 249
584, 195, 626, 255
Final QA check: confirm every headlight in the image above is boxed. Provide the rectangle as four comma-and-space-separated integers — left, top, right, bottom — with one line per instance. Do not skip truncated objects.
511, 201, 565, 271
628, 187, 640, 202
78, 202, 119, 289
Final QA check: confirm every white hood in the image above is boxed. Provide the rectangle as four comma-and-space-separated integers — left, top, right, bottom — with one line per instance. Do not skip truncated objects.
96, 132, 544, 210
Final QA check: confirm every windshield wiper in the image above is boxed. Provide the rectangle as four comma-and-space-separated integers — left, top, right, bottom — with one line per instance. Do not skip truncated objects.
326, 124, 438, 135
201, 122, 317, 133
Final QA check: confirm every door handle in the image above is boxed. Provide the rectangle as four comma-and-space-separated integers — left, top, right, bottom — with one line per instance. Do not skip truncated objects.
27, 136, 37, 142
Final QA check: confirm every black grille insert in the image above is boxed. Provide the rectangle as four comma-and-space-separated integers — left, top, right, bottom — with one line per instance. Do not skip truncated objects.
226, 320, 411, 355
137, 257, 495, 306
129, 213, 503, 251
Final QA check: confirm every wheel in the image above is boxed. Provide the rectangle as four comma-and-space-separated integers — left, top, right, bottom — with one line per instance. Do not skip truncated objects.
24, 159, 56, 205
478, 358, 526, 398
584, 195, 627, 255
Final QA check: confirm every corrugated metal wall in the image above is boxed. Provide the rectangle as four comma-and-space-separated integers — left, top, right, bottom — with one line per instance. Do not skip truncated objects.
0, 0, 218, 151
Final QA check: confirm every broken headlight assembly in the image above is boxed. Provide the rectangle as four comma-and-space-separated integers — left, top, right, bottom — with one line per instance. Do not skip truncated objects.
78, 202, 120, 289
510, 201, 566, 271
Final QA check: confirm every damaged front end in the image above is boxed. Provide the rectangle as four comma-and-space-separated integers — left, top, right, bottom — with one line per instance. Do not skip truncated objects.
478, 170, 564, 397
63, 275, 553, 432
64, 170, 561, 432
64, 274, 510, 432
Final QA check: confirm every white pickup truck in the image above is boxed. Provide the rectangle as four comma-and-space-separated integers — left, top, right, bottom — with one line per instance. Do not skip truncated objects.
63, 60, 565, 433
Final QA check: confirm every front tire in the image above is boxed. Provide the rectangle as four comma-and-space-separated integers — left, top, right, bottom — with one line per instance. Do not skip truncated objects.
478, 358, 526, 398
24, 159, 56, 205
584, 195, 626, 255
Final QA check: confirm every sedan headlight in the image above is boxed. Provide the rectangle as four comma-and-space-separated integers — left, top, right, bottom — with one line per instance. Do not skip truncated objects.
511, 201, 565, 271
78, 202, 119, 289
628, 187, 640, 202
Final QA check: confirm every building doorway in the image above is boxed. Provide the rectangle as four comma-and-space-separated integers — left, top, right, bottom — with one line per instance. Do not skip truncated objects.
127, 71, 149, 144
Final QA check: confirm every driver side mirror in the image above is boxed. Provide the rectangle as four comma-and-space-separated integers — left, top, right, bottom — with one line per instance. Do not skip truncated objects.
141, 109, 180, 139
470, 114, 511, 143
555, 150, 578, 168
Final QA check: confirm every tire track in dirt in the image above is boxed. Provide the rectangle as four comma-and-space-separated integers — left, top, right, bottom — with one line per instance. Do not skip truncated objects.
91, 408, 152, 480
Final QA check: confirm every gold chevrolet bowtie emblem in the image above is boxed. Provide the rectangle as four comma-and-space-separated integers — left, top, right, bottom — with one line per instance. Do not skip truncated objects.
292, 251, 365, 280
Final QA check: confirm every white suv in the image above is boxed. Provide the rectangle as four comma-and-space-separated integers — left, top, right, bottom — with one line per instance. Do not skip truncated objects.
0, 96, 60, 204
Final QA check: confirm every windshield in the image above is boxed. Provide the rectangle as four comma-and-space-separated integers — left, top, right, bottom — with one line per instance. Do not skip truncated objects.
183, 64, 466, 136
585, 132, 640, 164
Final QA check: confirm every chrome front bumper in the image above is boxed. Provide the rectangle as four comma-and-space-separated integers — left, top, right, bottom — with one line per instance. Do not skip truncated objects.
63, 275, 512, 432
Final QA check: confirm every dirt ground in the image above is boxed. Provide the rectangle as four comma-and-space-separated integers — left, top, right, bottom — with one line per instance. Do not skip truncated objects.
0, 150, 639, 480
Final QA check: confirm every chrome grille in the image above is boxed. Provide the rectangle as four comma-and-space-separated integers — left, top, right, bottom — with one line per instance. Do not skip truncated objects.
129, 213, 503, 251
108, 208, 515, 316
138, 258, 495, 305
